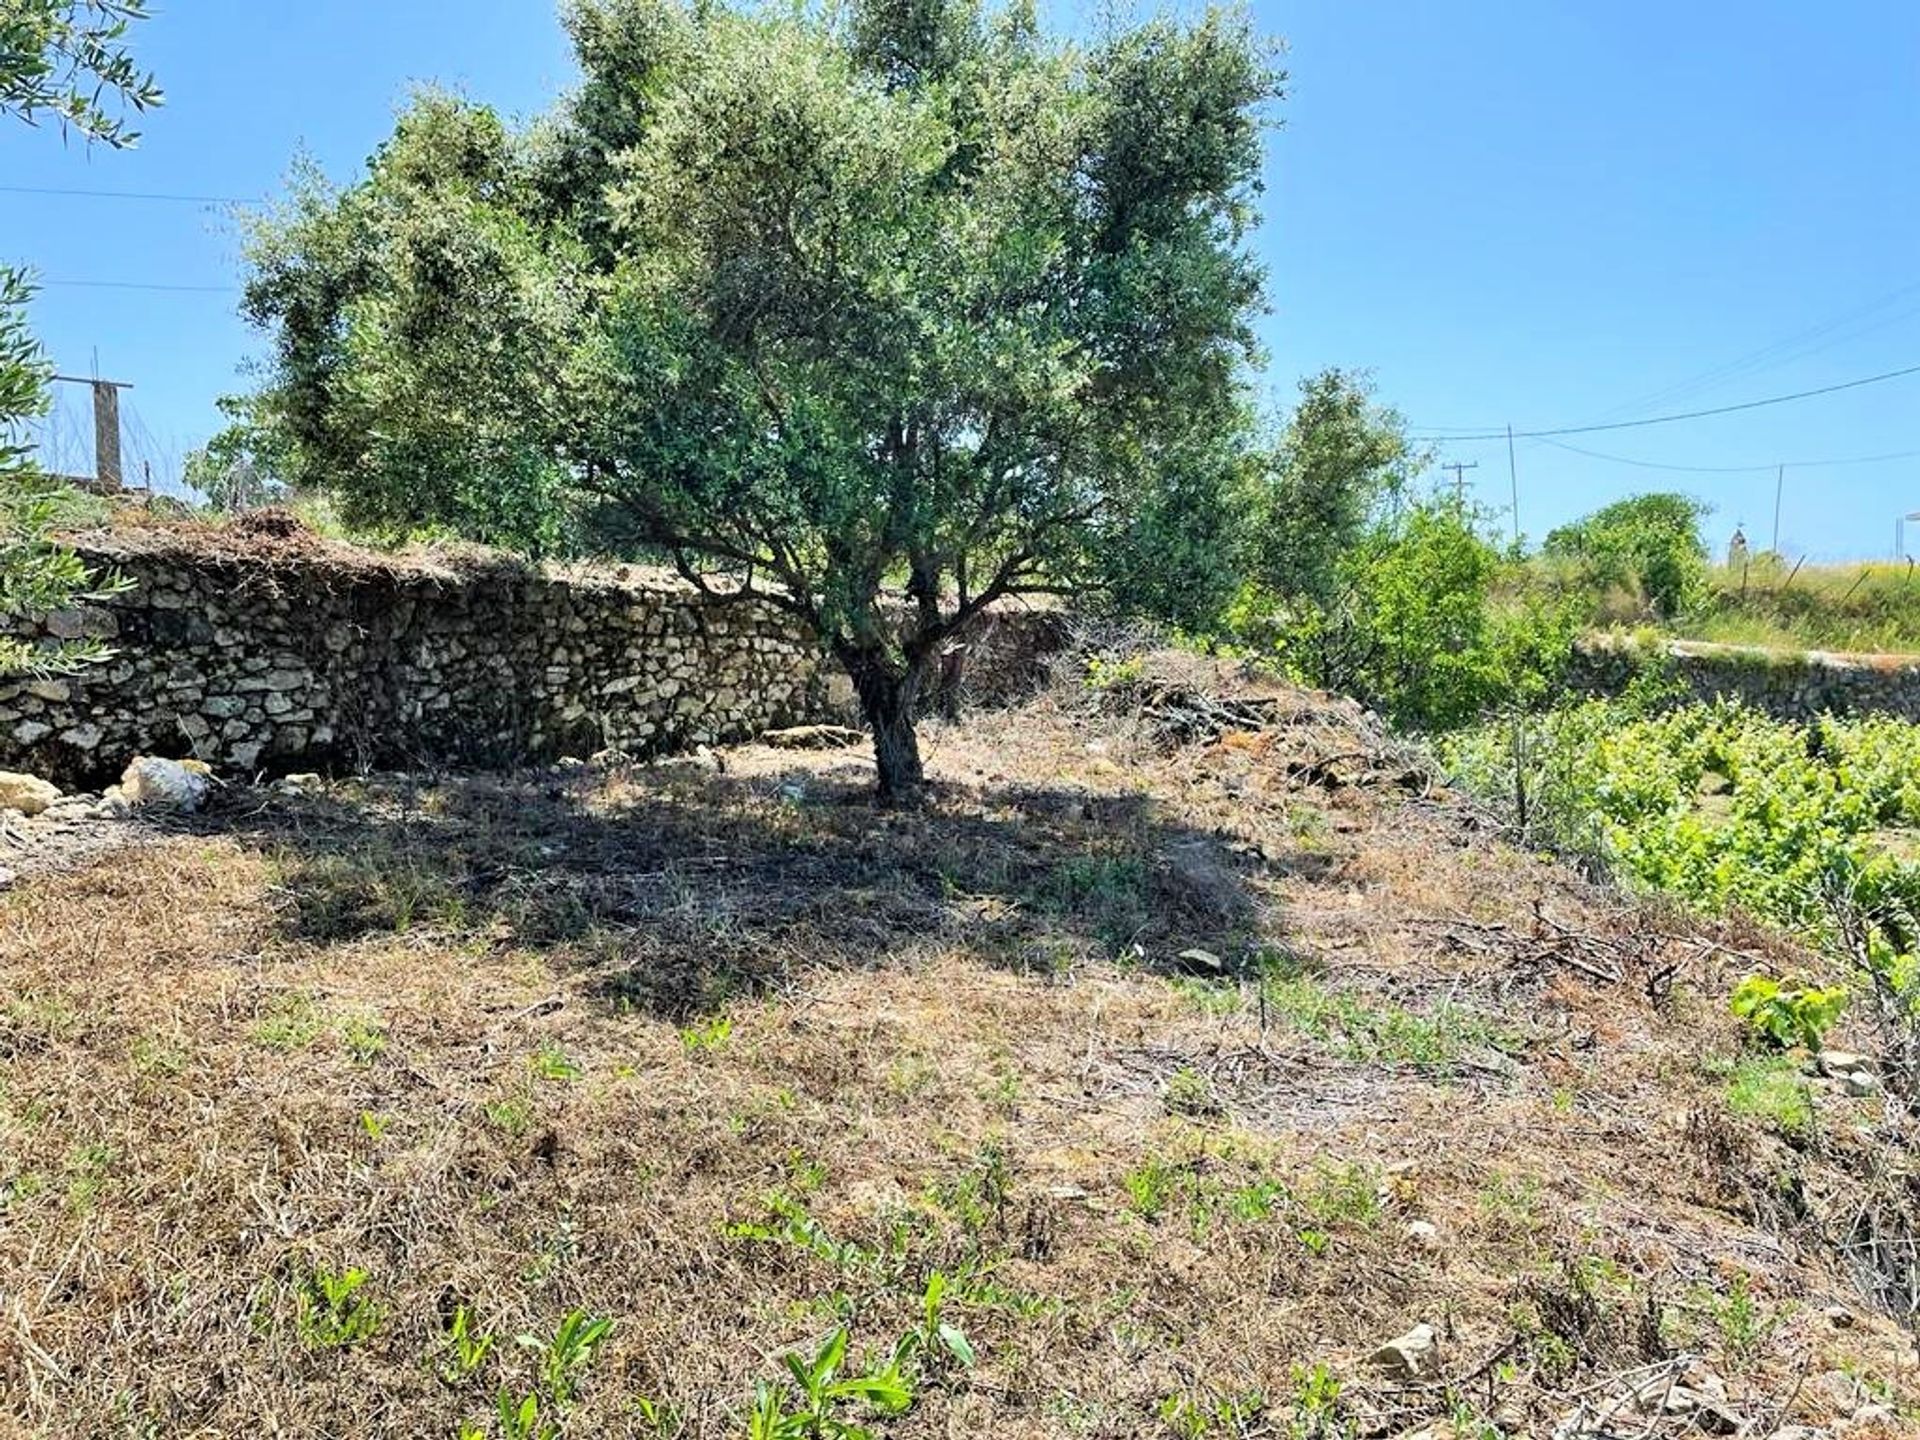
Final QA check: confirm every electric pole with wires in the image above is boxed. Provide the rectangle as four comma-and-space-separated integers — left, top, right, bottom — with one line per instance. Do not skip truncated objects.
1440, 459, 1479, 505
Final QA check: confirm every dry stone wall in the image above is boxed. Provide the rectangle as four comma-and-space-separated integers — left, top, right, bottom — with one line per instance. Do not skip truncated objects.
1569, 635, 1920, 724
0, 525, 1064, 786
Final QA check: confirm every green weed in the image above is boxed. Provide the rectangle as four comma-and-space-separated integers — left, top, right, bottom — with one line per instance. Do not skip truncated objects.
294, 1265, 381, 1349
1263, 977, 1502, 1066
680, 1016, 733, 1053
518, 1308, 614, 1409
437, 1303, 496, 1385
530, 1041, 581, 1082
1158, 1387, 1266, 1438
747, 1328, 912, 1440
1731, 974, 1847, 1051
1724, 1055, 1815, 1139
1163, 1066, 1223, 1118
486, 1094, 534, 1136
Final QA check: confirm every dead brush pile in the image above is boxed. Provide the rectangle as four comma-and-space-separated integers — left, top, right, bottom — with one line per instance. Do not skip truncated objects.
0, 652, 1914, 1438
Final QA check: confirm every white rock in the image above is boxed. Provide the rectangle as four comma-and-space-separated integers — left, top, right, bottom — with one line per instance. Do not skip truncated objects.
0, 771, 61, 816
1368, 1323, 1439, 1381
1817, 1050, 1876, 1078
118, 757, 214, 813
1404, 1219, 1440, 1248
1843, 1070, 1882, 1097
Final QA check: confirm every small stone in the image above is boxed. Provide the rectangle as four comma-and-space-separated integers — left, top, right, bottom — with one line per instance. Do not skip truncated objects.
11, 719, 50, 745
58, 723, 103, 751
1843, 1070, 1882, 1097
24, 678, 69, 702
0, 866, 13, 890
1817, 1050, 1876, 1079
263, 669, 308, 692
1844, 1403, 1897, 1432
1404, 1219, 1440, 1248
1176, 947, 1225, 975
1824, 1304, 1855, 1328
1368, 1323, 1439, 1382
0, 771, 61, 816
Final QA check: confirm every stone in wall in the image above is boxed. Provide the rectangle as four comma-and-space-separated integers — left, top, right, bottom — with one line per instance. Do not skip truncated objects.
1567, 635, 1920, 725
0, 523, 1066, 786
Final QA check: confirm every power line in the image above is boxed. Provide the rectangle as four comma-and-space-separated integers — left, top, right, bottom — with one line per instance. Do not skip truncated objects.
0, 182, 256, 204
1536, 437, 1920, 474
1410, 361, 1920, 442
1577, 279, 1920, 427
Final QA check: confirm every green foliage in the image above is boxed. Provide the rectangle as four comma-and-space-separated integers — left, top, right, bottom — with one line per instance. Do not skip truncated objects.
1542, 492, 1709, 619
679, 1016, 733, 1053
890, 1271, 976, 1374
1158, 1387, 1266, 1438
181, 395, 287, 512
294, 1265, 382, 1348
1, 7, 157, 674
239, 0, 1286, 797
438, 1303, 497, 1385
1241, 368, 1417, 611
494, 1388, 556, 1440
516, 1308, 613, 1410
1261, 974, 1506, 1066
1284, 1363, 1348, 1440
1721, 1055, 1815, 1137
1268, 498, 1576, 731
530, 1041, 581, 1082
1730, 975, 1847, 1051
0, 270, 131, 676
1679, 559, 1920, 653
1447, 699, 1920, 941
0, 0, 161, 145
1162, 1065, 1222, 1118
747, 1327, 913, 1440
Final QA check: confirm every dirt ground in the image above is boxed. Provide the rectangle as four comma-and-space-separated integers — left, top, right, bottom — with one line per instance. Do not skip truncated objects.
1, 659, 1914, 1439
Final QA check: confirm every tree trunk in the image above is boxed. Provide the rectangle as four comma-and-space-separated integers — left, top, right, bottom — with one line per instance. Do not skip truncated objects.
843, 648, 926, 803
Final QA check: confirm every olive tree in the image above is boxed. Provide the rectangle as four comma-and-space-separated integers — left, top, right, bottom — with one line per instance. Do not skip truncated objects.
242, 0, 1284, 798
1, 0, 159, 674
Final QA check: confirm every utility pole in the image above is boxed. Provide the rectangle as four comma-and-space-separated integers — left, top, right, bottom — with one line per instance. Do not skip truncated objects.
50, 373, 132, 492
1771, 464, 1784, 556
1440, 459, 1479, 505
1505, 424, 1521, 545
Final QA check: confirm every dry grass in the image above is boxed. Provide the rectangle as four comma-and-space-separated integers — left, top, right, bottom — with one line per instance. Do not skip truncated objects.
1, 661, 1916, 1439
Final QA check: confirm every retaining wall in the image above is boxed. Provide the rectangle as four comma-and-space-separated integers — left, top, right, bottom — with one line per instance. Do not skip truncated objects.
1568, 635, 1920, 723
0, 522, 1065, 786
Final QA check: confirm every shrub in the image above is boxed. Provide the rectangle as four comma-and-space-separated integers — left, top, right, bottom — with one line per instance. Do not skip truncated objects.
1542, 492, 1710, 620
1730, 975, 1848, 1051
1275, 499, 1575, 731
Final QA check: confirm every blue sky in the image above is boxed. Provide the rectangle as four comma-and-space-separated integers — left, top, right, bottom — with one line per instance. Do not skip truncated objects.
3, 1, 1916, 558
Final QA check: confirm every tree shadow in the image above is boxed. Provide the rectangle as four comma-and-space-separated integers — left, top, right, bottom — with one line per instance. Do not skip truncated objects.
198, 758, 1272, 1021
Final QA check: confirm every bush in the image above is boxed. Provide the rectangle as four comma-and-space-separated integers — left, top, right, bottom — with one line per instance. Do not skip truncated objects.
1273, 499, 1576, 731
1542, 492, 1710, 619
1730, 974, 1847, 1052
